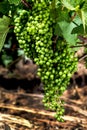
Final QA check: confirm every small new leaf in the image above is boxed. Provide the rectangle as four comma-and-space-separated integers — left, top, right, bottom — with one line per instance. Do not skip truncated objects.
0, 16, 10, 52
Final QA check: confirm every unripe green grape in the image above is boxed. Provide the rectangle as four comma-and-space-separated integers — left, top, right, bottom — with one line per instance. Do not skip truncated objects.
50, 74, 54, 80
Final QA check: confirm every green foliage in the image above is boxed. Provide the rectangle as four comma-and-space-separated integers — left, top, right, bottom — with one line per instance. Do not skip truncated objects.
61, 0, 87, 32
8, 0, 21, 5
56, 21, 78, 45
0, 15, 10, 52
80, 1, 87, 31
61, 0, 84, 10
0, 0, 10, 15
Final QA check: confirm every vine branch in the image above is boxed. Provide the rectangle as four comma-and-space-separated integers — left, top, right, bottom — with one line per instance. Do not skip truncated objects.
70, 44, 87, 48
79, 54, 87, 61
21, 0, 32, 9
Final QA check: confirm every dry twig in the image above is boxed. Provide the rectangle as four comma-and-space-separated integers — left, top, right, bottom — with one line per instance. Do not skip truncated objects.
0, 113, 32, 128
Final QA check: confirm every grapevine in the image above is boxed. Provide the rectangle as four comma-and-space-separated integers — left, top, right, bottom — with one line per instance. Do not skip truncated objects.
13, 0, 78, 121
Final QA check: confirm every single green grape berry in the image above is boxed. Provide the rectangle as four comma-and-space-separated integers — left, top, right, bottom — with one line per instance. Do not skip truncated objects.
46, 71, 50, 76
36, 37, 40, 41
39, 29, 43, 34
39, 60, 44, 65
55, 79, 59, 83
46, 62, 50, 66
60, 87, 66, 92
44, 75, 49, 80
37, 72, 41, 77
50, 75, 54, 80
67, 73, 72, 77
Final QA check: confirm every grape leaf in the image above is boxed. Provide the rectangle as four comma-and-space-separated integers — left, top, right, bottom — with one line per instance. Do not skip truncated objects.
0, 1, 10, 15
8, 0, 21, 5
80, 1, 87, 31
73, 14, 82, 26
58, 21, 78, 45
0, 15, 10, 52
72, 24, 85, 35
80, 10, 86, 32
54, 23, 62, 36
61, 0, 75, 10
57, 7, 70, 22
61, 0, 84, 10
71, 14, 86, 34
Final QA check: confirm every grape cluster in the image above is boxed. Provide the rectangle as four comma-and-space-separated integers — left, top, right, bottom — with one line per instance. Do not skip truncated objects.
42, 40, 77, 121
14, 0, 77, 121
14, 9, 36, 59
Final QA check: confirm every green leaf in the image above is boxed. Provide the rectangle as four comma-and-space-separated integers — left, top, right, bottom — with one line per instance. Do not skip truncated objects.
61, 0, 85, 11
1, 54, 13, 67
72, 24, 85, 35
80, 1, 87, 31
56, 7, 70, 22
0, 15, 10, 52
80, 10, 86, 32
8, 0, 21, 5
71, 14, 86, 34
58, 21, 78, 45
61, 0, 75, 10
73, 14, 82, 26
54, 23, 62, 36
0, 1, 10, 15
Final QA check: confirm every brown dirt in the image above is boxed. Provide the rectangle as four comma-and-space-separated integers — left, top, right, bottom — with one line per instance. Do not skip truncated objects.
0, 58, 87, 130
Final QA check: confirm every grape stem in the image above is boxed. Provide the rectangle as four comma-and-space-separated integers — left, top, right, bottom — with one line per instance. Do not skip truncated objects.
79, 54, 87, 61
9, 25, 14, 29
78, 35, 87, 44
71, 12, 77, 21
52, 35, 58, 51
21, 0, 32, 9
71, 35, 87, 48
70, 44, 87, 48
52, 35, 58, 43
